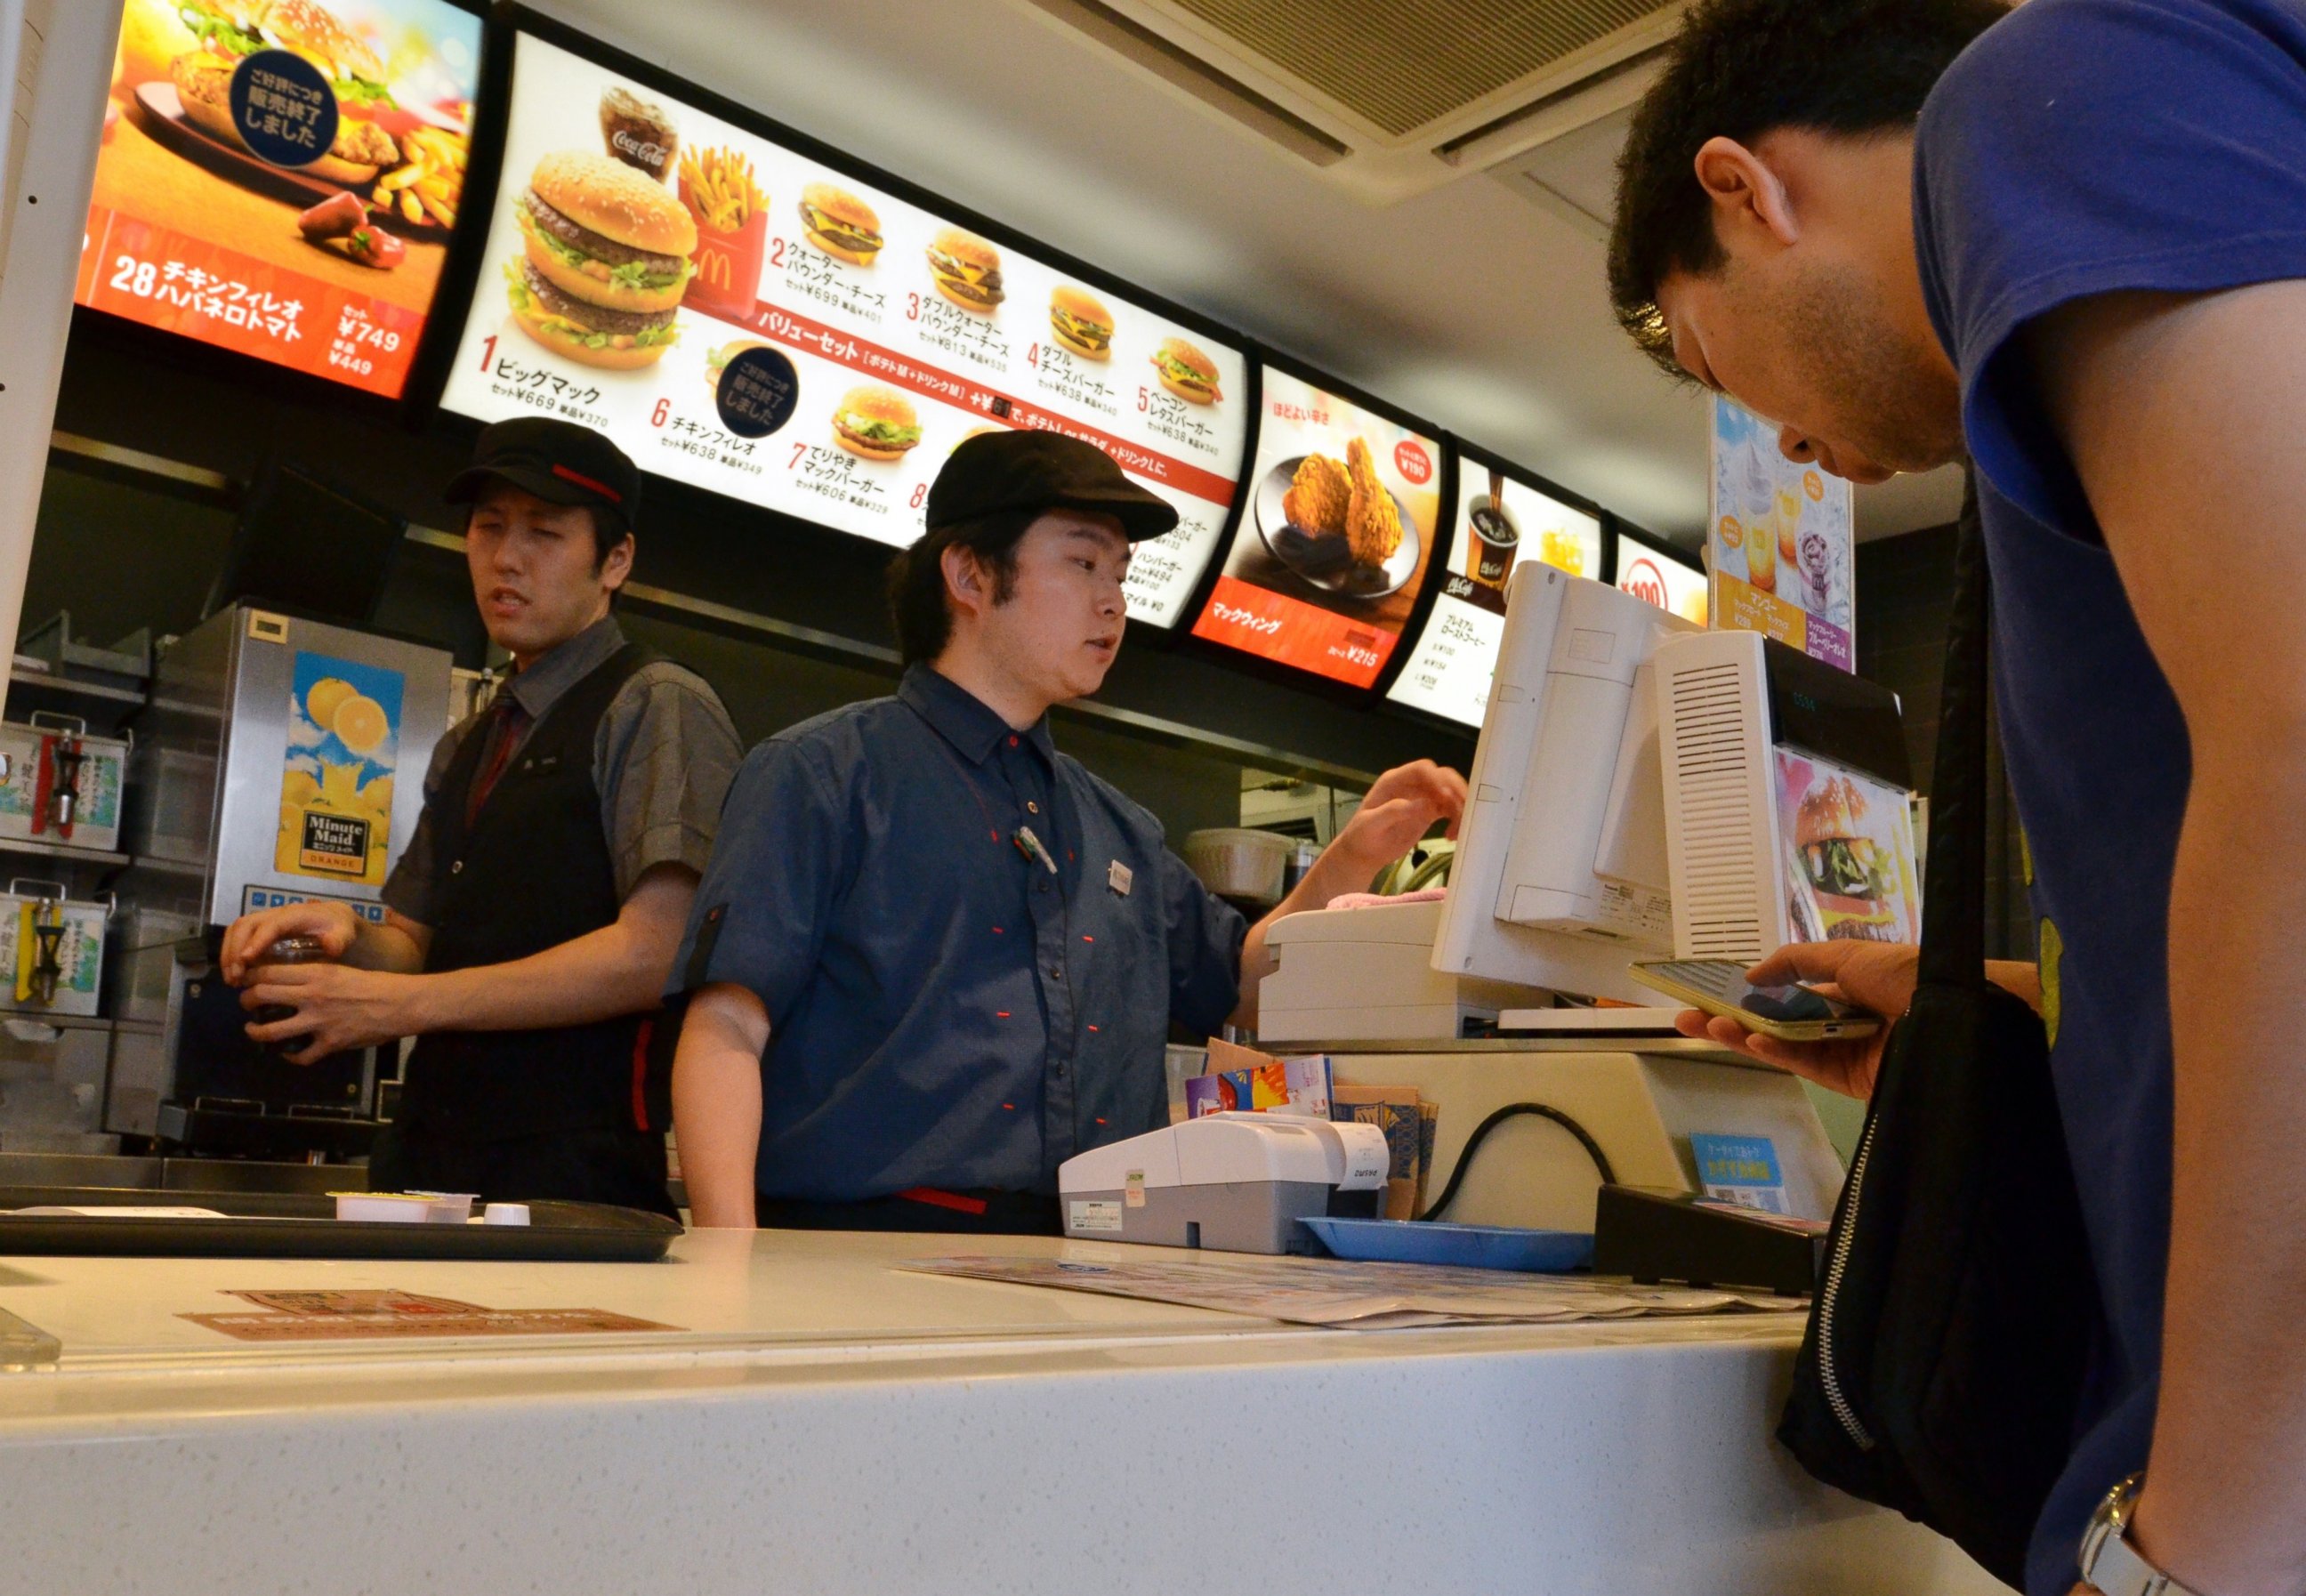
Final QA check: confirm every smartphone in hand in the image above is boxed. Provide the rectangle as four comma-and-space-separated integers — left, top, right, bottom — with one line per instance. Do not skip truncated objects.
1629, 959, 1883, 1043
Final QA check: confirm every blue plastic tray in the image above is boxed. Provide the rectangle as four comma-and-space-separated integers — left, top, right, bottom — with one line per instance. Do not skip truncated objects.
1299, 1216, 1594, 1273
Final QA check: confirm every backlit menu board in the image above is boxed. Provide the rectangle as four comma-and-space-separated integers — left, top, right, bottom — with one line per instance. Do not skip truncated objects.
1387, 458, 1603, 727
1189, 367, 1441, 689
435, 26, 1248, 627
1615, 534, 1709, 627
78, 0, 483, 397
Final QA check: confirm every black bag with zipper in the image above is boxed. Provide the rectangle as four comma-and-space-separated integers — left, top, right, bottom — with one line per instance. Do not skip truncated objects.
1776, 481, 2099, 1590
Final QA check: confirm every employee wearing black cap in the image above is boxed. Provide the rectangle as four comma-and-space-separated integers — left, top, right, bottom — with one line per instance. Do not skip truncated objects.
665, 431, 1465, 1231
222, 419, 742, 1215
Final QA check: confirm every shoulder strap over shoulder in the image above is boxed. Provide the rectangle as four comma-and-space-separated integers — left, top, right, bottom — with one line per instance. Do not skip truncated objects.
1918, 470, 1989, 987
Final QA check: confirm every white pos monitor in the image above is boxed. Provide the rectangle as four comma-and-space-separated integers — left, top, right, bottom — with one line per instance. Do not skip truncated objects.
1430, 565, 1701, 1000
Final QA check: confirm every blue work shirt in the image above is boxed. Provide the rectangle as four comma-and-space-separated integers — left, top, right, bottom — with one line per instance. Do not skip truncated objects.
669, 665, 1247, 1202
1915, 1, 2306, 1587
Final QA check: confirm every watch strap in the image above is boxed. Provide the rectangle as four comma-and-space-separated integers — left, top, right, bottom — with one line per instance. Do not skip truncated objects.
2080, 1475, 2202, 1596
2084, 1526, 2191, 1596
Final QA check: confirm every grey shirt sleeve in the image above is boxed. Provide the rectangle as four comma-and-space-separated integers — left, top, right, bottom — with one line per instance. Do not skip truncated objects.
378, 713, 476, 928
593, 662, 745, 900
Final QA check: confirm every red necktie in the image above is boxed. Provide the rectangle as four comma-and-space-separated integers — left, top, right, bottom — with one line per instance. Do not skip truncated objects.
464, 695, 531, 827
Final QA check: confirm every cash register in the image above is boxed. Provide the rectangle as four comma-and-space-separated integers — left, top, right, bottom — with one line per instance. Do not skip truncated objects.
1251, 566, 1915, 1238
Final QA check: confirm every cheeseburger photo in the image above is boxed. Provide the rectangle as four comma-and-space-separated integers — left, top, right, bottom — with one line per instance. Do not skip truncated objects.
1049, 286, 1114, 359
798, 182, 884, 266
831, 387, 922, 462
1794, 775, 1905, 943
170, 0, 402, 183
926, 226, 1004, 313
508, 149, 697, 370
1151, 336, 1221, 405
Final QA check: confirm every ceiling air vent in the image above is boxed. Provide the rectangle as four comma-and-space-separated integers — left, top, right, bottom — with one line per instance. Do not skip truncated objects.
1011, 0, 1688, 204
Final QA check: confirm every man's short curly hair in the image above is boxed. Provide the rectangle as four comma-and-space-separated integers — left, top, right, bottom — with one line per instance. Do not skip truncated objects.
1606, 0, 2008, 374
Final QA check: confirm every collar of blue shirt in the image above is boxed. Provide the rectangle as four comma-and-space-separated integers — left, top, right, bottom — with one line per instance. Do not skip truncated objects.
899, 664, 1059, 767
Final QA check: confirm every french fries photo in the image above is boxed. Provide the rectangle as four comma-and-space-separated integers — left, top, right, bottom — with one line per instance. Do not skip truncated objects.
678, 145, 764, 234
370, 125, 469, 231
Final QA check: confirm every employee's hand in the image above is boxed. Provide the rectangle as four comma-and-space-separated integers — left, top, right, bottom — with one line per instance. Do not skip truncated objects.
239, 961, 420, 1065
1675, 941, 1920, 1100
220, 899, 361, 986
1331, 760, 1468, 879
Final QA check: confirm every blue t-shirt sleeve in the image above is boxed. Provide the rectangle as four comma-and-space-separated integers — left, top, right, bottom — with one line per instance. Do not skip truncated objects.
1157, 846, 1247, 1036
1915, 0, 2306, 536
665, 734, 853, 1023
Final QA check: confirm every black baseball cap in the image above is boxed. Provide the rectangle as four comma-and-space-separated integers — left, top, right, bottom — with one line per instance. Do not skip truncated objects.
925, 431, 1177, 541
444, 418, 641, 534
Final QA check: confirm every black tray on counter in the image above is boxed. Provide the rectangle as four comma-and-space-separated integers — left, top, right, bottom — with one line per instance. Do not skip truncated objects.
0, 1187, 681, 1262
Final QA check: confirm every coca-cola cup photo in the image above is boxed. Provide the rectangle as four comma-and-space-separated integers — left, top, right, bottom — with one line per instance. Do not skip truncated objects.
600, 85, 679, 184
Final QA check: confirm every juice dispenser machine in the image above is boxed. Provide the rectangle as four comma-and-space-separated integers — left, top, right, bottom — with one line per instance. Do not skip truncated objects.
107, 606, 452, 1157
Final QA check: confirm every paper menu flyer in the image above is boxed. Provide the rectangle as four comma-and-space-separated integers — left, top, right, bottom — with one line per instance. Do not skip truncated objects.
436, 30, 1249, 627
1189, 367, 1442, 689
1387, 466, 1600, 727
1708, 396, 1854, 669
79, 0, 481, 398
1774, 748, 1920, 946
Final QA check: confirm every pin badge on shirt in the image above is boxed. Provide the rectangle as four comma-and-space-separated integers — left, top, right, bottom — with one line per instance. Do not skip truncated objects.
1108, 860, 1133, 897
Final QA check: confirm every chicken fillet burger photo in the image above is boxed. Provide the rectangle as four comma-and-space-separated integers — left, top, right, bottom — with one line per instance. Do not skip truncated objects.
170, 0, 403, 184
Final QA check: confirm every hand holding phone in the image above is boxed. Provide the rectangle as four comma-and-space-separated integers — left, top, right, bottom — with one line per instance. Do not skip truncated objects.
1631, 959, 1883, 1043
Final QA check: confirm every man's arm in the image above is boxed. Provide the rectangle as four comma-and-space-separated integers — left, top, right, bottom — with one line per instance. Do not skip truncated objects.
219, 899, 432, 979
238, 862, 698, 1064
1233, 760, 1468, 1025
2030, 281, 2306, 1596
670, 983, 769, 1229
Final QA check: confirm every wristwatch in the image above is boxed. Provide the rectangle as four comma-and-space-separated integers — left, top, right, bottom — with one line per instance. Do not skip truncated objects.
2079, 1473, 2203, 1596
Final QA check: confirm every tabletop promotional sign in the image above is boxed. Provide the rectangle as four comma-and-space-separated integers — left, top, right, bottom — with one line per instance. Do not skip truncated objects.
1189, 367, 1441, 689
77, 0, 482, 397
1707, 396, 1854, 669
1387, 463, 1600, 727
1774, 749, 1921, 947
436, 28, 1250, 627
1615, 537, 1708, 627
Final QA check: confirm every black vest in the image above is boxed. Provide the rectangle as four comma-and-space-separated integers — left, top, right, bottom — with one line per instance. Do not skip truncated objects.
398, 641, 658, 1141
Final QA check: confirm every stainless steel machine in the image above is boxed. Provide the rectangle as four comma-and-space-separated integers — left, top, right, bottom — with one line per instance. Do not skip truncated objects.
107, 606, 452, 1157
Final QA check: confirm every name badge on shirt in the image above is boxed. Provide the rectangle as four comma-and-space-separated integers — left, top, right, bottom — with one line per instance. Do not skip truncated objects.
1108, 860, 1133, 897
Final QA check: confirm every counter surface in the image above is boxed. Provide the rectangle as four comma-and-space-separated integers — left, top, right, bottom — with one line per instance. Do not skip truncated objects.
0, 1229, 2004, 1595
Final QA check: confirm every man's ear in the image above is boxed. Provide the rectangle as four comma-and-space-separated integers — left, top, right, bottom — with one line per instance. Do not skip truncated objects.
940, 543, 988, 625
1693, 135, 1800, 254
599, 532, 635, 591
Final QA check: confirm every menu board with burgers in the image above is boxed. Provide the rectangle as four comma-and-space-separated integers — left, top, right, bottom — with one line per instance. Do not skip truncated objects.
78, 0, 481, 398
432, 21, 1249, 627
1385, 456, 1603, 727
1614, 532, 1709, 627
1188, 367, 1442, 689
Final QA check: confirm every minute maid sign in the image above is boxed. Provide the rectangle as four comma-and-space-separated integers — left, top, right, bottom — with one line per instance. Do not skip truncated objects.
275, 651, 406, 886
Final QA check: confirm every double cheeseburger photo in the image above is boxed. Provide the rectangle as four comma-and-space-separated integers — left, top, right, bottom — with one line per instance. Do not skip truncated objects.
1048, 286, 1113, 359
507, 149, 697, 369
167, 0, 403, 183
926, 227, 1004, 313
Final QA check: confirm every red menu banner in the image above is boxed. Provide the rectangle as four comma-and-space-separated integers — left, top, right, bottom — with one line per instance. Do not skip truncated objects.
77, 0, 482, 399
1189, 367, 1442, 689
79, 206, 424, 395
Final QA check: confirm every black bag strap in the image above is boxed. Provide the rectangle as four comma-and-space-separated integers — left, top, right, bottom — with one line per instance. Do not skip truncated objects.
1917, 470, 1989, 988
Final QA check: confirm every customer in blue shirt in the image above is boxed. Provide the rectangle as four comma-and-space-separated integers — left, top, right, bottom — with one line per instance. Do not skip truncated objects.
1608, 1, 2306, 1592
668, 431, 1464, 1237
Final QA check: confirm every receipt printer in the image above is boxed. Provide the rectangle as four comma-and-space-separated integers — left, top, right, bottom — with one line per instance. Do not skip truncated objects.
1057, 1111, 1390, 1254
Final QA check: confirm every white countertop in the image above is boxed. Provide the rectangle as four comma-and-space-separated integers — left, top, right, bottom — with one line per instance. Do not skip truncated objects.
0, 1230, 2005, 1595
